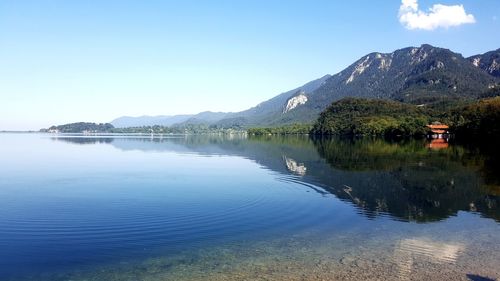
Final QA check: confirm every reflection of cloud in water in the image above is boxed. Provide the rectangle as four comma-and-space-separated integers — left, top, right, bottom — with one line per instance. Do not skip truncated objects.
394, 238, 464, 279
283, 156, 307, 176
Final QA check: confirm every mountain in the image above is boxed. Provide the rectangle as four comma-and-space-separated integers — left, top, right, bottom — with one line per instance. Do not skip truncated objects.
314, 44, 497, 103
285, 45, 498, 123
214, 74, 331, 127
110, 44, 499, 128
110, 75, 331, 128
111, 111, 231, 128
469, 48, 500, 78
214, 44, 499, 127
173, 111, 231, 126
111, 115, 193, 128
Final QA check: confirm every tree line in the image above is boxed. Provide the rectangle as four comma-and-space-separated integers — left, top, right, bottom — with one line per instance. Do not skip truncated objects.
248, 96, 500, 139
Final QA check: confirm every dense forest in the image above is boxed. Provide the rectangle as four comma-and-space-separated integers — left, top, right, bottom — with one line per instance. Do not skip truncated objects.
248, 96, 500, 139
41, 96, 500, 139
451, 97, 500, 139
41, 123, 245, 134
249, 98, 431, 136
41, 122, 114, 133
247, 124, 312, 135
110, 124, 244, 134
311, 98, 430, 136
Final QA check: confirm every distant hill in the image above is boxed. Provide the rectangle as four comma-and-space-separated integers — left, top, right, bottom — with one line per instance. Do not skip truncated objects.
111, 111, 232, 128
111, 115, 193, 128
42, 122, 114, 133
172, 111, 231, 126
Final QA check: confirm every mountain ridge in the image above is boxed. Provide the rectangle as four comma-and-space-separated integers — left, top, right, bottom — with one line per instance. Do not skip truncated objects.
469, 48, 500, 77
111, 44, 499, 128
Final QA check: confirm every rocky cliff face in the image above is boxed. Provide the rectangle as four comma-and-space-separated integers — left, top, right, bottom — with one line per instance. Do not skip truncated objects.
283, 91, 308, 113
469, 48, 500, 78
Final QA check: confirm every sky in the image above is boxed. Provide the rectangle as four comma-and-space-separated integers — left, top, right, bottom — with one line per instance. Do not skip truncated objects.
1, 0, 499, 130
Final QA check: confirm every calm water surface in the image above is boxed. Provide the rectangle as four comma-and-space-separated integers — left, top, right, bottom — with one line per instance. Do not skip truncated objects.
0, 133, 499, 280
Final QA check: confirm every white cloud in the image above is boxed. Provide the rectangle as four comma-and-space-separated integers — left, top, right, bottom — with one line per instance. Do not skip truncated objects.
399, 0, 476, 30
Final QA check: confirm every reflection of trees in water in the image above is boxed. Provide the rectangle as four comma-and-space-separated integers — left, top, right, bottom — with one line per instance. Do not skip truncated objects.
310, 137, 499, 222
51, 134, 500, 223
455, 140, 500, 196
51, 137, 114, 145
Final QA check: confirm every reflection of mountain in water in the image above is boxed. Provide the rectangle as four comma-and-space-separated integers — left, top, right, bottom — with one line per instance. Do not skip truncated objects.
283, 156, 307, 176
52, 135, 500, 223
312, 138, 499, 222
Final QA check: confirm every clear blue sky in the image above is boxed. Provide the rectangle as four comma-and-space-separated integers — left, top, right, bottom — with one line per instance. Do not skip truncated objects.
1, 0, 499, 130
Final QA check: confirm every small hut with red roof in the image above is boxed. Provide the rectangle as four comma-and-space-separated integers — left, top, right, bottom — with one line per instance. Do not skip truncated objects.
427, 122, 449, 138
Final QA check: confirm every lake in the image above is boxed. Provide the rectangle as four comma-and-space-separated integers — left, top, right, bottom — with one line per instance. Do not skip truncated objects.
0, 133, 499, 280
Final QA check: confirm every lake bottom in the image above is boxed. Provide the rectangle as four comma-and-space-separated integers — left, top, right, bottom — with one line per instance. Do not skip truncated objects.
12, 212, 499, 281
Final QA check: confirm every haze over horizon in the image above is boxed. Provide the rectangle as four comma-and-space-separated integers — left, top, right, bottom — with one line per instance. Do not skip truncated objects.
1, 0, 500, 130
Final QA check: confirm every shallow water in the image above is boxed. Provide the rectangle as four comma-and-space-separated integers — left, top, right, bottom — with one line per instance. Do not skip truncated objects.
0, 134, 498, 280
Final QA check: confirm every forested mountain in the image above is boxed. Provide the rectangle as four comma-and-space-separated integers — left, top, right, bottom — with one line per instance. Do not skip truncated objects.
108, 45, 499, 129
214, 44, 499, 127
310, 45, 496, 104
469, 48, 500, 78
